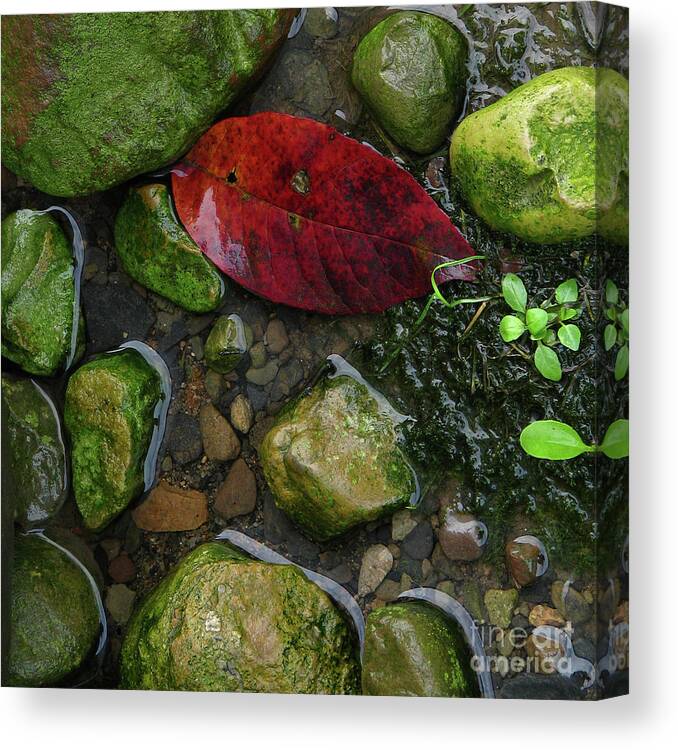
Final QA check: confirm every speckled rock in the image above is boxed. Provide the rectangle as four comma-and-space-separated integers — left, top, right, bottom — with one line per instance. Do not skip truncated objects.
362, 601, 479, 697
1, 376, 67, 526
352, 11, 467, 153
229, 393, 254, 433
484, 588, 519, 629
120, 542, 360, 693
114, 184, 223, 312
1, 210, 80, 376
450, 67, 628, 244
2, 10, 296, 196
64, 349, 162, 531
260, 375, 416, 541
6, 534, 100, 686
358, 544, 393, 596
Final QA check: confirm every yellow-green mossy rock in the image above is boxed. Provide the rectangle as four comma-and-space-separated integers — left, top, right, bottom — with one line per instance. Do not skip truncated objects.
450, 66, 628, 245
362, 600, 479, 697
64, 349, 162, 531
352, 11, 467, 153
120, 542, 360, 693
7, 534, 100, 686
260, 375, 416, 541
114, 184, 224, 312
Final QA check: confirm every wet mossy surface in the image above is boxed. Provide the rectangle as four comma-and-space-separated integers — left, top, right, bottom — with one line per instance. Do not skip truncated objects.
1, 210, 78, 376
120, 542, 360, 693
7, 534, 100, 687
64, 349, 162, 532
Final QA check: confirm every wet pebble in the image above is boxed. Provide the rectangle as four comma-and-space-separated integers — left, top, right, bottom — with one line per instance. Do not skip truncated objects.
199, 404, 240, 461
105, 584, 136, 625
230, 394, 254, 433
249, 341, 267, 369
358, 544, 393, 596
506, 538, 546, 588
108, 553, 135, 583
438, 511, 486, 561
246, 360, 279, 386
167, 412, 203, 465
131, 481, 208, 532
551, 581, 592, 625
204, 369, 222, 401
265, 319, 289, 354
214, 459, 257, 521
391, 509, 418, 542
401, 520, 434, 560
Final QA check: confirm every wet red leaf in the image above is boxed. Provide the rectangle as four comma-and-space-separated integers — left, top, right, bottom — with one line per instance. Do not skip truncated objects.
172, 112, 477, 314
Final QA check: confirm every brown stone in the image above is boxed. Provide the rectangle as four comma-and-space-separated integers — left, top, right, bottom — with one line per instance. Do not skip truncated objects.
506, 540, 542, 588
265, 319, 289, 354
199, 403, 240, 461
132, 481, 208, 532
438, 510, 487, 561
108, 553, 136, 583
528, 604, 566, 628
214, 458, 257, 520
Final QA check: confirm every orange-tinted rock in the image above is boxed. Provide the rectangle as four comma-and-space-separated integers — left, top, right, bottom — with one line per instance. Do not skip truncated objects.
132, 481, 208, 532
214, 458, 257, 520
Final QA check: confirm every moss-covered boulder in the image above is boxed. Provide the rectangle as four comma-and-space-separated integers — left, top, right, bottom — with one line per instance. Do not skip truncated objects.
362, 600, 479, 697
1, 10, 295, 196
260, 375, 416, 541
1, 376, 67, 526
352, 11, 467, 153
7, 534, 100, 686
204, 314, 250, 374
450, 66, 628, 245
1, 210, 80, 376
120, 542, 360, 693
114, 184, 224, 312
64, 349, 162, 531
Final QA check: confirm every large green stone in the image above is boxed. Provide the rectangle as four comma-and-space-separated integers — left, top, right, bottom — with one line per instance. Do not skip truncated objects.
362, 600, 479, 697
1, 10, 295, 196
352, 11, 467, 154
114, 184, 224, 312
1, 210, 79, 376
7, 534, 100, 686
260, 375, 416, 541
64, 349, 162, 531
1, 376, 67, 527
120, 542, 360, 693
450, 66, 628, 245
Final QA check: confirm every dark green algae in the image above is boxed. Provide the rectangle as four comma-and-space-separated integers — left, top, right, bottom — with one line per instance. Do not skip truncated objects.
353, 159, 627, 575
114, 184, 224, 313
362, 600, 479, 697
7, 534, 100, 687
120, 542, 360, 693
64, 349, 162, 532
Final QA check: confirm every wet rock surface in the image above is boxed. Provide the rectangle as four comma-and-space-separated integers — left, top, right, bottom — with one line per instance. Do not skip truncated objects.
7, 534, 100, 686
120, 542, 360, 693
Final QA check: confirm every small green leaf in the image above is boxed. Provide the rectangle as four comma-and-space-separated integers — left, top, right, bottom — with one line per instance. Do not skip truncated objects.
600, 419, 629, 459
555, 278, 578, 304
560, 307, 579, 321
534, 342, 562, 381
499, 315, 526, 342
502, 273, 527, 313
606, 307, 617, 322
526, 307, 548, 336
520, 420, 593, 460
604, 324, 617, 351
620, 308, 629, 336
614, 344, 629, 380
605, 279, 619, 305
558, 324, 581, 351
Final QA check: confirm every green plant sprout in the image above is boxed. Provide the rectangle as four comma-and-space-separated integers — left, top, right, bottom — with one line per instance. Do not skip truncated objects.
499, 273, 582, 382
520, 418, 629, 460
603, 279, 629, 381
378, 255, 492, 373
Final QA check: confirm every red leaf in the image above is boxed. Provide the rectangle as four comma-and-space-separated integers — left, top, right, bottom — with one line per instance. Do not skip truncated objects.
171, 112, 477, 315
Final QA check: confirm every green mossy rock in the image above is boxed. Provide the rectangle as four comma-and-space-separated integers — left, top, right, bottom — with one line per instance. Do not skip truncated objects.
114, 184, 224, 312
120, 542, 360, 693
1, 10, 295, 196
1, 210, 79, 376
352, 11, 467, 154
7, 534, 100, 686
204, 314, 250, 374
1, 376, 67, 526
260, 375, 415, 541
64, 350, 162, 531
362, 601, 479, 697
450, 66, 628, 245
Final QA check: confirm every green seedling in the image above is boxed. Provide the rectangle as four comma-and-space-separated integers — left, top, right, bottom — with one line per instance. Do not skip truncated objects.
602, 279, 629, 381
519, 418, 629, 460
